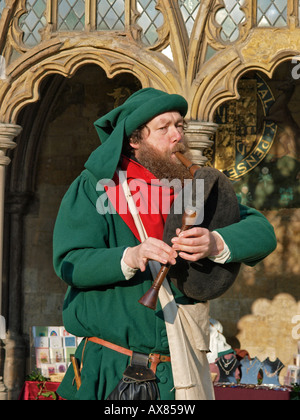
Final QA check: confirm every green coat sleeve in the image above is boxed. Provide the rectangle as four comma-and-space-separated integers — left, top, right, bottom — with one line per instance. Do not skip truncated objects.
53, 172, 127, 288
216, 204, 277, 267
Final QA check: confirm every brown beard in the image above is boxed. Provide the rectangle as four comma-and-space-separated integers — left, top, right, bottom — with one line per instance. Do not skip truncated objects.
136, 139, 192, 184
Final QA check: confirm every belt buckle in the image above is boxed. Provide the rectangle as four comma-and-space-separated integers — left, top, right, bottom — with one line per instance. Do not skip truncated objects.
149, 353, 160, 374
149, 353, 159, 362
149, 353, 169, 362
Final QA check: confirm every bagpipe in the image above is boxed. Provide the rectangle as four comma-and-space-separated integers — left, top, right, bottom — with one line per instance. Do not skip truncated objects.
139, 152, 241, 310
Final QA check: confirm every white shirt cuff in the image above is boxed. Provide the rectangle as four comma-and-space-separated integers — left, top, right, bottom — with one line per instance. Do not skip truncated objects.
121, 248, 138, 280
208, 231, 231, 264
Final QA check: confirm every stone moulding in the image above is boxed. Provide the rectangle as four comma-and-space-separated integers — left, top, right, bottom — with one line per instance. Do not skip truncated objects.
0, 28, 299, 126
0, 36, 182, 124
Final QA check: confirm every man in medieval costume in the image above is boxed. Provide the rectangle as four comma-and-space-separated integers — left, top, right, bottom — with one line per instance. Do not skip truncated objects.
53, 88, 277, 400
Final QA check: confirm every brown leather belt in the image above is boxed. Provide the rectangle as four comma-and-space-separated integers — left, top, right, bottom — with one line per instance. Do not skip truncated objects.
88, 337, 170, 374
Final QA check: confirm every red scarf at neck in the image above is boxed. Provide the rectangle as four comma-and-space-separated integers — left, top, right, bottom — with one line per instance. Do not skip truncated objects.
105, 155, 176, 242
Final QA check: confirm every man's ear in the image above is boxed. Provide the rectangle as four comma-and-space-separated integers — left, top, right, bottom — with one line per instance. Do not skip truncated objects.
129, 138, 140, 150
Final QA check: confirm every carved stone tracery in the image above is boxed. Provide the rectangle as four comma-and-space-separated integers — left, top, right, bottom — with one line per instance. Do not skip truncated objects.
0, 0, 299, 125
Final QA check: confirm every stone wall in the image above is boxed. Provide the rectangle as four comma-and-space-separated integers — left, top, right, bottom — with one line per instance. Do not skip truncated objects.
209, 63, 300, 377
210, 208, 300, 374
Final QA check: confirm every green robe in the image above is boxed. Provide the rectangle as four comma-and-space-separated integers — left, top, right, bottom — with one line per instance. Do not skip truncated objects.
53, 152, 277, 400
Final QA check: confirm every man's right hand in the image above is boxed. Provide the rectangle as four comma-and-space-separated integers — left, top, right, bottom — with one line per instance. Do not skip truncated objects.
123, 238, 177, 272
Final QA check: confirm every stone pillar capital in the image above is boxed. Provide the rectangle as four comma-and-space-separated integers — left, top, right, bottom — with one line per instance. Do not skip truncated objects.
185, 120, 218, 166
0, 123, 22, 166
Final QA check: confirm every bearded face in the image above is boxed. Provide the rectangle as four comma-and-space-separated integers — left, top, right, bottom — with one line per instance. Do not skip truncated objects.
129, 111, 192, 183
136, 137, 192, 184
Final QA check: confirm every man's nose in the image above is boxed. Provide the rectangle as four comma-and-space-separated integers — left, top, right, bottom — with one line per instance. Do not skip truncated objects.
170, 126, 182, 142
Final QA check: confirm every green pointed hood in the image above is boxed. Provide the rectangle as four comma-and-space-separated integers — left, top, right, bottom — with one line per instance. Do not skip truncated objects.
85, 88, 188, 181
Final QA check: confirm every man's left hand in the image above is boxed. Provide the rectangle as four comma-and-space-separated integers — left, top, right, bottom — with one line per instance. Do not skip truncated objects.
171, 227, 224, 261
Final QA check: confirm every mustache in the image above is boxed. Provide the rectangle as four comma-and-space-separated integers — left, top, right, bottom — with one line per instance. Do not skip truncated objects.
171, 140, 187, 155
136, 137, 192, 183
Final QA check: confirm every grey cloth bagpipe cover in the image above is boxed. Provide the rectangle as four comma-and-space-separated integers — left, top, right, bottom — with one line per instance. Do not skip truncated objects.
163, 166, 241, 301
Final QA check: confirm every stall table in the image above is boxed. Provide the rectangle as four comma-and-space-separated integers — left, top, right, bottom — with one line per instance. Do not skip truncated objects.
18, 381, 64, 400
19, 381, 292, 400
214, 384, 291, 400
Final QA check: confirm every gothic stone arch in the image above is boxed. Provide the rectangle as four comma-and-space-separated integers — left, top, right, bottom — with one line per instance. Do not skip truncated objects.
190, 29, 300, 122
0, 37, 182, 124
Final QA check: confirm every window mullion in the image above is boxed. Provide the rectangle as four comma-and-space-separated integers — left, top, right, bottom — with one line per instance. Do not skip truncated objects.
86, 0, 97, 31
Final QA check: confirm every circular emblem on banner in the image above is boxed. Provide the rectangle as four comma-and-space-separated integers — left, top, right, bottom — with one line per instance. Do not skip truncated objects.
214, 73, 277, 180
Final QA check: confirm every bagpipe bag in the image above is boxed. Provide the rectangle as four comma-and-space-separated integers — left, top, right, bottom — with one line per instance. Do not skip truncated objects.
163, 166, 241, 301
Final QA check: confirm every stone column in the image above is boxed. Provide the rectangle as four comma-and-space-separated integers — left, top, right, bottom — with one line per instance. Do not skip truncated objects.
3, 192, 32, 400
185, 121, 218, 166
0, 123, 22, 400
0, 123, 22, 314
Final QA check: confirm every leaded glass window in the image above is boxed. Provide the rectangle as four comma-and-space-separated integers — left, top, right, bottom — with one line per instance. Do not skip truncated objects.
215, 0, 246, 42
257, 0, 287, 27
13, 0, 296, 51
0, 0, 5, 18
178, 0, 201, 37
57, 0, 85, 31
137, 0, 164, 45
0, 55, 6, 80
96, 0, 125, 31
18, 0, 47, 47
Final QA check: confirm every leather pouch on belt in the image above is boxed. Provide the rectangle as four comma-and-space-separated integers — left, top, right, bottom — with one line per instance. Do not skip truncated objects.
106, 351, 159, 400
123, 352, 156, 382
